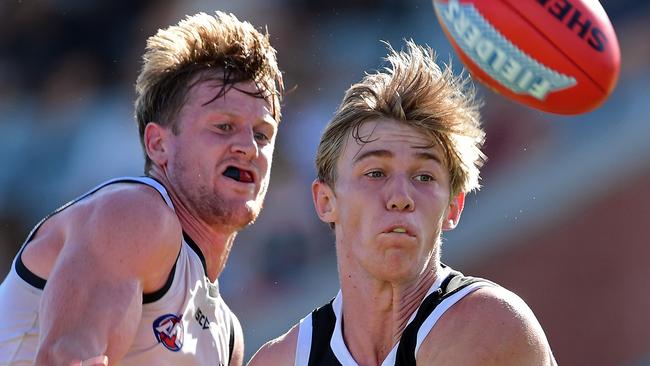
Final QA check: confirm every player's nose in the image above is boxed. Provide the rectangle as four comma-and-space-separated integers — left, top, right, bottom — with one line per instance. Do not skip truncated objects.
230, 128, 259, 159
386, 175, 414, 211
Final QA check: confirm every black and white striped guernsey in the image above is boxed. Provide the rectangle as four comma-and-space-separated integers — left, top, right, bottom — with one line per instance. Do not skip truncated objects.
294, 265, 495, 366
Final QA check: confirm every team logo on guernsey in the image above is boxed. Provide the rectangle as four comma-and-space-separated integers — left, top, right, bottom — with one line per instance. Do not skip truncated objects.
152, 313, 184, 352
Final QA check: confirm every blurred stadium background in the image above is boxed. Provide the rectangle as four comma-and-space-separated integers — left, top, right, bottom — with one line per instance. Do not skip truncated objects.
1, 0, 649, 364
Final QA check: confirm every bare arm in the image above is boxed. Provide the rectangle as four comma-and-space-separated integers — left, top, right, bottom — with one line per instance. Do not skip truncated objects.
417, 286, 556, 365
247, 324, 298, 366
34, 186, 180, 365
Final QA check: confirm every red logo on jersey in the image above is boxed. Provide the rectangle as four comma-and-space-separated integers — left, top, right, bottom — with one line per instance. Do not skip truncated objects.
152, 313, 184, 352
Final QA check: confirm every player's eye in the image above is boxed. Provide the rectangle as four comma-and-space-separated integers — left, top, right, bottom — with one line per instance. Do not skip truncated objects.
365, 171, 385, 179
254, 131, 270, 143
215, 123, 233, 132
414, 174, 434, 182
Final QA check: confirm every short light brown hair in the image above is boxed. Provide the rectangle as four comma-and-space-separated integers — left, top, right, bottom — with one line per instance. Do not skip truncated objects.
315, 40, 485, 197
135, 11, 284, 173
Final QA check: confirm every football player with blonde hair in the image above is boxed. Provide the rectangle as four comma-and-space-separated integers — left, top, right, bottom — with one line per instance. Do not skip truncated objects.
249, 41, 556, 366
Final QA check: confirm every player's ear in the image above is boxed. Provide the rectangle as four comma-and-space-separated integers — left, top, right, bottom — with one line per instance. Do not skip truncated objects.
144, 122, 170, 167
312, 179, 337, 225
442, 192, 465, 231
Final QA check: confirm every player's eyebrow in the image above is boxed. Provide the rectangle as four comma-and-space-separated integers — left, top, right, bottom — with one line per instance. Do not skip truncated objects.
352, 149, 393, 164
414, 151, 442, 164
352, 149, 442, 165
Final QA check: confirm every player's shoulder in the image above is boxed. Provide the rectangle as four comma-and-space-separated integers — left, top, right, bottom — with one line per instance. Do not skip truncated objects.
449, 284, 536, 322
247, 323, 299, 366
63, 180, 182, 268
75, 180, 180, 239
90, 179, 174, 213
418, 285, 555, 365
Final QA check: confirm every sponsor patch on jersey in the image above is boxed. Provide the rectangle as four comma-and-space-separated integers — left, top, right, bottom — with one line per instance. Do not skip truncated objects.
152, 313, 184, 352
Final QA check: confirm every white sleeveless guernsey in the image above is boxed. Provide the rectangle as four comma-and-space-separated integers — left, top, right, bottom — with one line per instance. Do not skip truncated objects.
0, 177, 236, 366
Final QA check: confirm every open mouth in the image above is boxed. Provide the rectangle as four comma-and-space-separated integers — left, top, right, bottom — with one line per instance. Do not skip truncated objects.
383, 225, 416, 237
223, 166, 254, 183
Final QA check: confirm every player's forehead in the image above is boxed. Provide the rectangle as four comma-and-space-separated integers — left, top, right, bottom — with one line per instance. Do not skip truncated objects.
342, 118, 443, 162
183, 78, 276, 125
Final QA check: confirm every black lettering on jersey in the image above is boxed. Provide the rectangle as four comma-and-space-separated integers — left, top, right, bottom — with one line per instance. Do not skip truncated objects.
194, 308, 210, 330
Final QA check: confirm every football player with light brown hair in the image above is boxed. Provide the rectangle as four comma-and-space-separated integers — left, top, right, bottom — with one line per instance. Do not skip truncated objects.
0, 11, 283, 366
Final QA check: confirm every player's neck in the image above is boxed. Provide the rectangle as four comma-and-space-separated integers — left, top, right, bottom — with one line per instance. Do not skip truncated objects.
339, 265, 439, 366
176, 209, 236, 282
148, 170, 236, 282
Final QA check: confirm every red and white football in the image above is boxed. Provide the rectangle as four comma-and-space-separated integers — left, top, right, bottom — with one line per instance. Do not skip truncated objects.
433, 0, 621, 115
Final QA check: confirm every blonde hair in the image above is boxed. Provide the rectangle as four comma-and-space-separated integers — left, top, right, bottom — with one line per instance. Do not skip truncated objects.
135, 11, 284, 172
315, 40, 486, 197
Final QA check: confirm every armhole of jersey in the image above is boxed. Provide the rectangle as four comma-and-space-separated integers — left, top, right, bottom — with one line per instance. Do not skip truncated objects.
295, 313, 313, 366
14, 252, 46, 289
16, 175, 178, 303
13, 176, 174, 291
142, 262, 177, 304
228, 314, 235, 366
414, 281, 494, 355
141, 238, 185, 305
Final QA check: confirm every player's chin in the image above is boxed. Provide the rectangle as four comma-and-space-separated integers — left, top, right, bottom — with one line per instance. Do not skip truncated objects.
373, 268, 419, 283
221, 209, 256, 231
371, 256, 420, 282
231, 199, 264, 227
210, 199, 260, 229
242, 200, 264, 225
